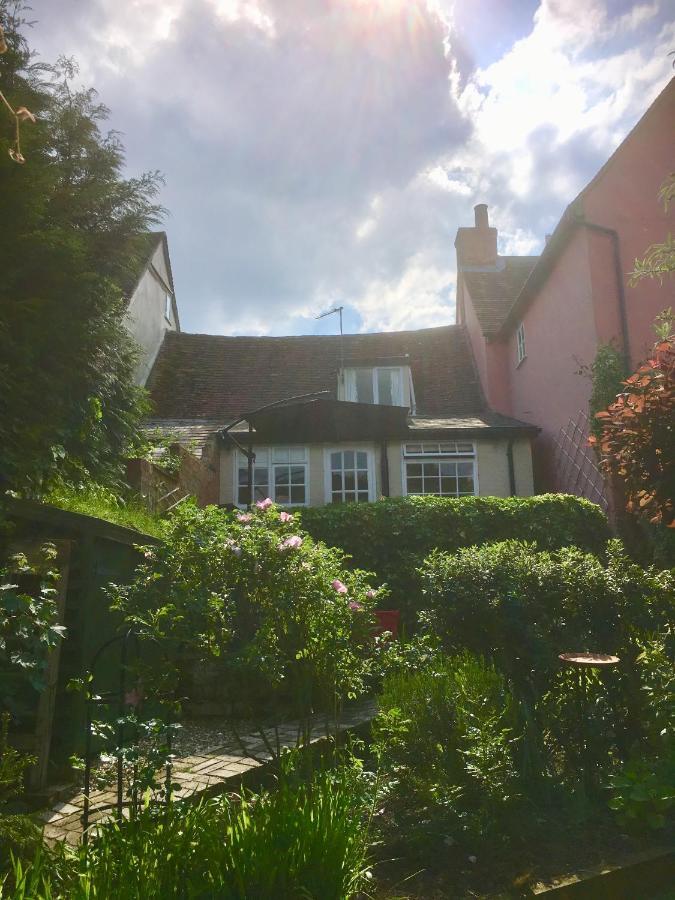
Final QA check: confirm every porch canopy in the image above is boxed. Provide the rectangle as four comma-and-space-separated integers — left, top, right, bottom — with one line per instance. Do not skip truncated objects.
238, 397, 410, 444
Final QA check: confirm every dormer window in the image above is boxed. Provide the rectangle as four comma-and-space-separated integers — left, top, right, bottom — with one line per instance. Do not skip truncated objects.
344, 367, 406, 407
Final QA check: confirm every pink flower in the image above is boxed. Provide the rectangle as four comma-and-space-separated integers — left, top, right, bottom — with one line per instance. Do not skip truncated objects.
237, 512, 253, 524
332, 579, 348, 594
349, 600, 363, 611
255, 497, 274, 511
279, 511, 294, 523
278, 535, 303, 552
365, 590, 376, 600
224, 539, 242, 558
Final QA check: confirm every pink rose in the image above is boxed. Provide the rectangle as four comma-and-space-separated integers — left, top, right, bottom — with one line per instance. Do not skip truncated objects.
366, 590, 376, 600
279, 511, 294, 523
278, 535, 303, 552
224, 539, 242, 558
332, 579, 348, 594
349, 600, 363, 611
255, 497, 274, 511
237, 512, 253, 524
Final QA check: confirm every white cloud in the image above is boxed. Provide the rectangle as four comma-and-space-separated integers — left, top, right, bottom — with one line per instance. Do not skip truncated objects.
25, 0, 675, 337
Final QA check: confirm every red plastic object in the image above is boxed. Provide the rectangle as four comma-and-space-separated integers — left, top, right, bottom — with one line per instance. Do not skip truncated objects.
373, 609, 400, 639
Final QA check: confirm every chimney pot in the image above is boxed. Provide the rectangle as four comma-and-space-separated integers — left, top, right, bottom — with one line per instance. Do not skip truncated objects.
474, 203, 489, 229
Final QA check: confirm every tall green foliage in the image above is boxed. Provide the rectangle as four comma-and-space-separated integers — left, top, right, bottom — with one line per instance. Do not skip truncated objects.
300, 494, 610, 622
0, 3, 163, 493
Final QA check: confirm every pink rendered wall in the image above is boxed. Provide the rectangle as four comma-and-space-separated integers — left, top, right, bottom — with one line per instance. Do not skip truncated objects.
461, 282, 490, 399
506, 229, 598, 488
461, 283, 513, 414
582, 78, 675, 366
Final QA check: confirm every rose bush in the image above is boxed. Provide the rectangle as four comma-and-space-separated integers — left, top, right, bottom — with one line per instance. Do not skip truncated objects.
109, 501, 383, 719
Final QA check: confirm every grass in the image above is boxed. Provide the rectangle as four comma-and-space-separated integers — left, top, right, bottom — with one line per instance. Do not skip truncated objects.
5, 767, 374, 899
42, 482, 166, 538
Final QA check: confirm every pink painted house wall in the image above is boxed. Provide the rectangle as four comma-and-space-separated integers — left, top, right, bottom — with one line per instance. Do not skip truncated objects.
457, 77, 675, 494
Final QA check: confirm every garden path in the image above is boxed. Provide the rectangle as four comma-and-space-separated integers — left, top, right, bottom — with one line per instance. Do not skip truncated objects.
40, 699, 376, 845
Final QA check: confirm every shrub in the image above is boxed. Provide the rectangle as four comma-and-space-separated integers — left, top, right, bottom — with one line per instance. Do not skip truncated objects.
7, 765, 373, 899
418, 539, 674, 702
373, 652, 522, 847
300, 494, 610, 622
109, 501, 382, 720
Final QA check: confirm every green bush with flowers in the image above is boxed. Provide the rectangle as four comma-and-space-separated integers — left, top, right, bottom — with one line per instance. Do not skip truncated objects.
109, 498, 383, 721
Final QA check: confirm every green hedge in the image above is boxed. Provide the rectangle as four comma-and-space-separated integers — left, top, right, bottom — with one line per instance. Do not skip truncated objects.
300, 494, 611, 622
418, 538, 674, 700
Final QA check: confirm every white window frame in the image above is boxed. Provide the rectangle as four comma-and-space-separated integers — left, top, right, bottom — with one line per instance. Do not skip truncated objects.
516, 323, 526, 365
323, 446, 377, 504
401, 442, 478, 498
234, 446, 309, 508
344, 367, 405, 407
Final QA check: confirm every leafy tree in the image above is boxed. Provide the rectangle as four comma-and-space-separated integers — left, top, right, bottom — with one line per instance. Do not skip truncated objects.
0, 2, 164, 493
590, 332, 675, 528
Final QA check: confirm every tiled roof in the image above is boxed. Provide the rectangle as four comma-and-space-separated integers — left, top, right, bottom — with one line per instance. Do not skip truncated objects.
144, 419, 224, 449
463, 257, 538, 337
146, 325, 485, 422
409, 412, 538, 434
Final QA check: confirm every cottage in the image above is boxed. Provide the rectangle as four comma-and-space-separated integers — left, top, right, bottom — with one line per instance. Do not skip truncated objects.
143, 326, 537, 508
457, 77, 675, 502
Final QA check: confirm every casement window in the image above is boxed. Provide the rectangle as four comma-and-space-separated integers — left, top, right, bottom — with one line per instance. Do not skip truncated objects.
236, 447, 308, 507
327, 449, 373, 504
165, 292, 173, 323
344, 367, 404, 406
516, 323, 526, 365
403, 442, 477, 497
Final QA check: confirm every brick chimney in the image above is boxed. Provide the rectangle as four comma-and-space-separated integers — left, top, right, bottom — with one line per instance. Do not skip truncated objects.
454, 203, 498, 268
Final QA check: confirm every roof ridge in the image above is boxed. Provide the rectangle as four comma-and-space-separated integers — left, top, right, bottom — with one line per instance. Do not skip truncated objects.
166, 323, 462, 342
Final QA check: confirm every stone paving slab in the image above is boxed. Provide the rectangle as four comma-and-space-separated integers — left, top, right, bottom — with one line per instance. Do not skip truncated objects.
41, 699, 376, 845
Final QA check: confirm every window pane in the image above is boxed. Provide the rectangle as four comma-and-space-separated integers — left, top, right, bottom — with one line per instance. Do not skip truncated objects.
357, 492, 369, 502
344, 450, 355, 468
407, 463, 422, 477
458, 477, 474, 494
440, 442, 456, 453
276, 485, 290, 504
457, 442, 474, 454
290, 485, 305, 504
439, 461, 456, 476
457, 462, 474, 477
440, 477, 456, 495
275, 466, 289, 486
423, 462, 439, 477
238, 467, 248, 486
331, 493, 343, 504
355, 451, 366, 469
332, 473, 343, 492
344, 471, 355, 491
377, 369, 394, 405
290, 466, 304, 484
331, 452, 341, 469
405, 443, 422, 455
254, 467, 268, 486
273, 448, 289, 463
355, 370, 374, 403
356, 471, 367, 491
407, 477, 423, 494
254, 484, 268, 501
290, 447, 305, 462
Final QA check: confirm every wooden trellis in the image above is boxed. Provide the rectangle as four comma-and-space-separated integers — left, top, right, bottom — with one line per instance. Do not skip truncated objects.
552, 410, 608, 511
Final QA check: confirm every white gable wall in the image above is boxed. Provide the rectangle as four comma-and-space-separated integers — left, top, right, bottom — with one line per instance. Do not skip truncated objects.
124, 241, 177, 385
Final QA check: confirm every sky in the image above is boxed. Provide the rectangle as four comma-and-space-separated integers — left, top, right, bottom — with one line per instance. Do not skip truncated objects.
27, 0, 675, 337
